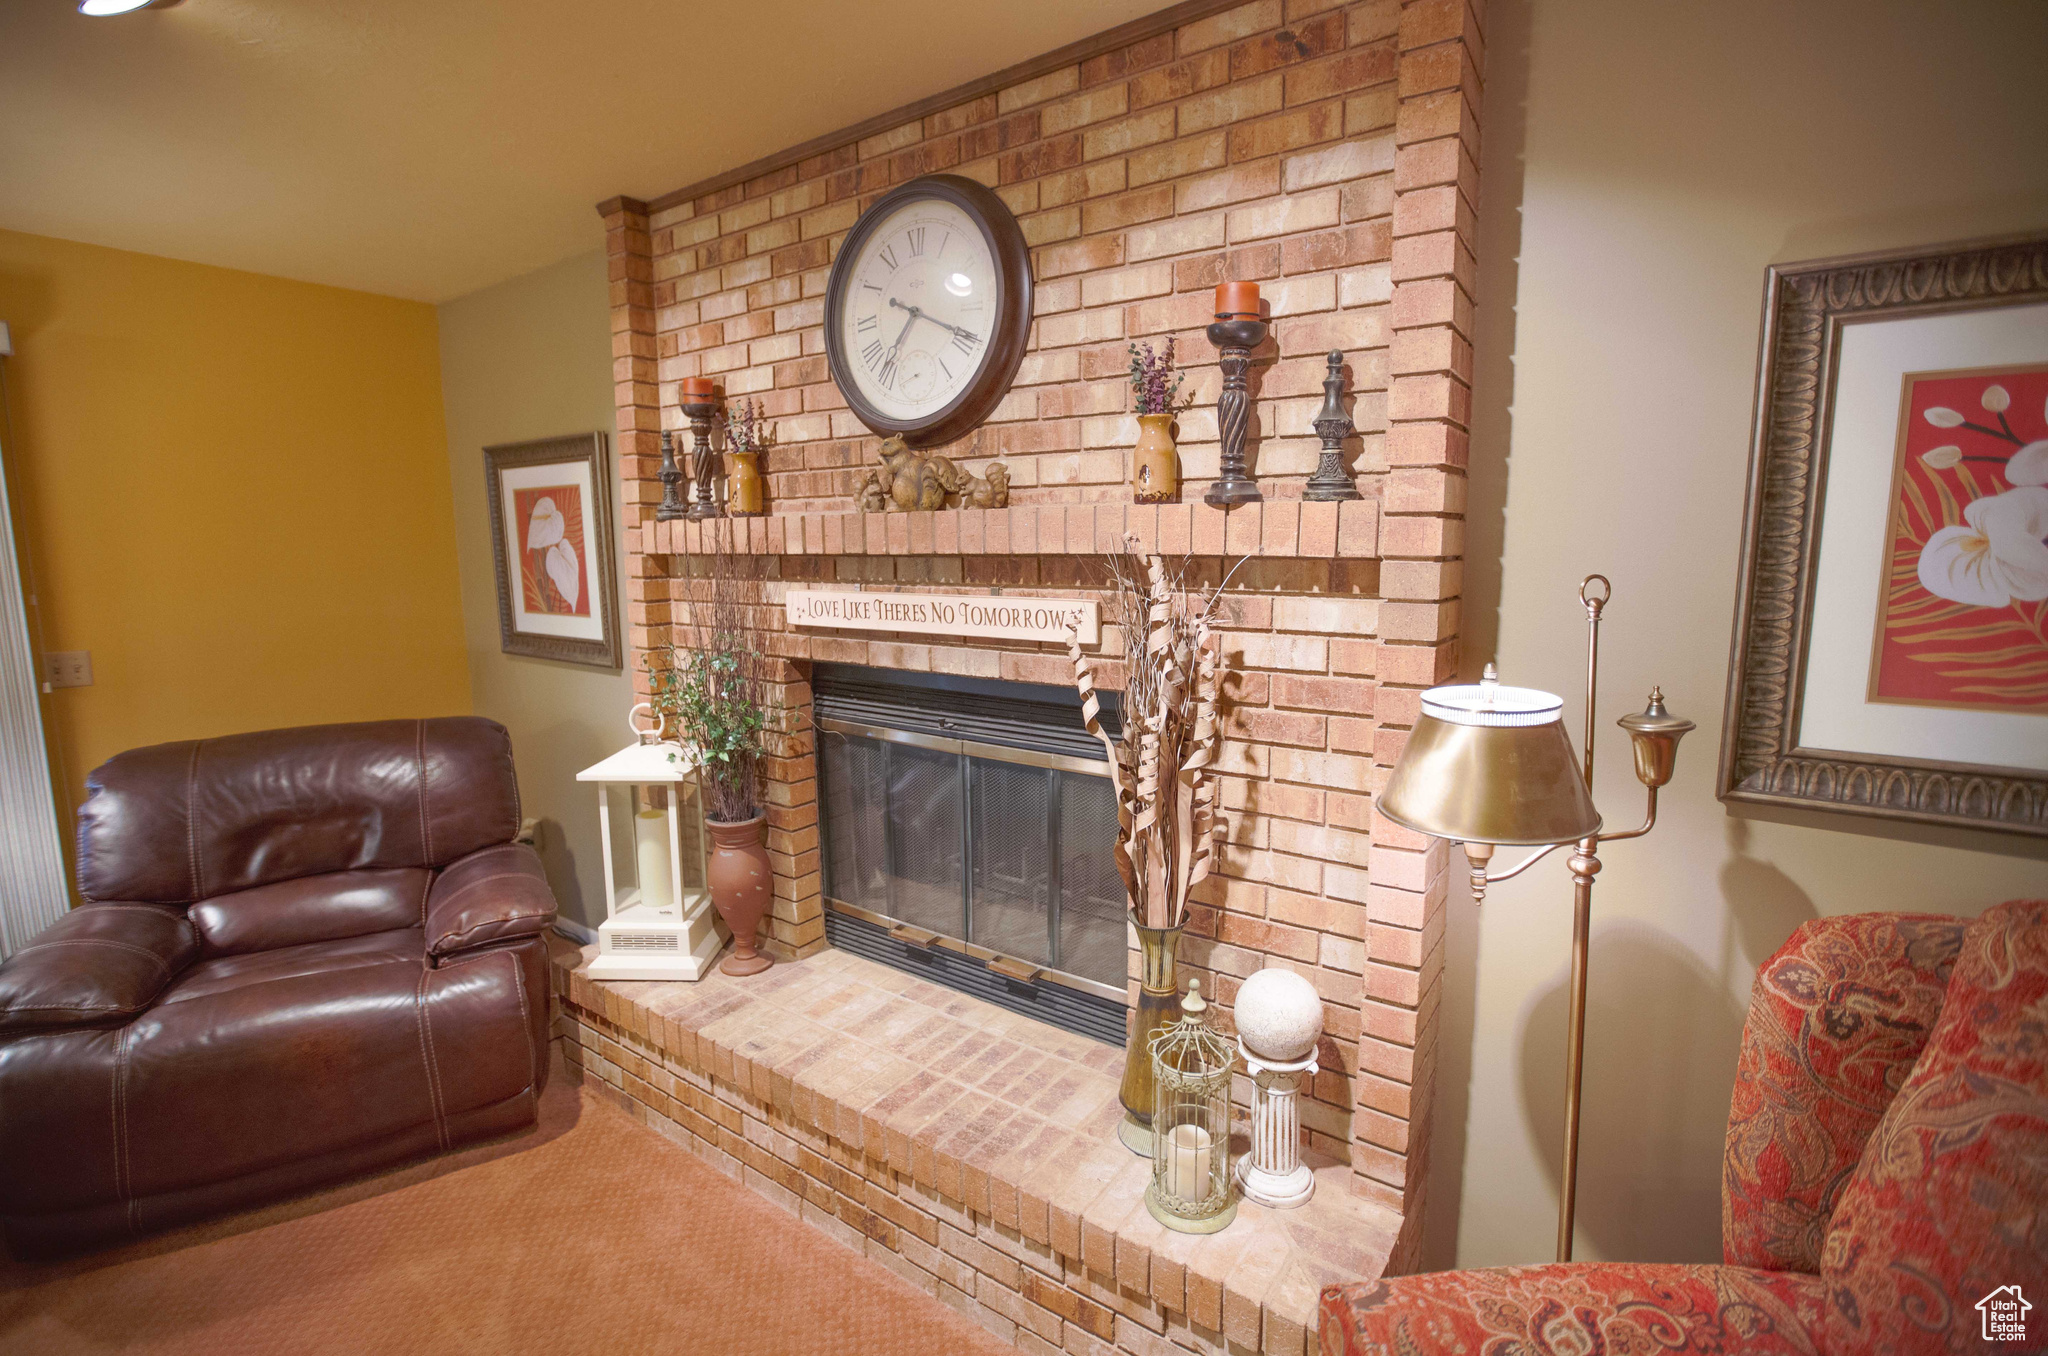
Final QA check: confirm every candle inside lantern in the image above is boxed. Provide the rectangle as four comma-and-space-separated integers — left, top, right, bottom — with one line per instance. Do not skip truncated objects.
1214, 280, 1261, 319
679, 376, 715, 399
634, 786, 674, 911
1164, 1122, 1213, 1200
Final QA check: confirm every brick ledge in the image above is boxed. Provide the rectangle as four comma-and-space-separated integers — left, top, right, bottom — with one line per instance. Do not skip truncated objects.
549, 937, 1396, 1356
641, 498, 1379, 562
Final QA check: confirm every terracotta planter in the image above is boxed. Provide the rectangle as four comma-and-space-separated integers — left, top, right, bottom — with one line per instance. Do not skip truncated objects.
1132, 412, 1179, 503
707, 814, 774, 976
727, 450, 766, 516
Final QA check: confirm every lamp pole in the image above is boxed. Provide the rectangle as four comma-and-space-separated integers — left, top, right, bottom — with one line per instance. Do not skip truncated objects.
1556, 575, 1608, 1262
1558, 842, 1598, 1260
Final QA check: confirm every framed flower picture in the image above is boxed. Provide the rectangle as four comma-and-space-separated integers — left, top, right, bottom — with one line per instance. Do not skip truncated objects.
484, 433, 622, 669
1721, 234, 2048, 836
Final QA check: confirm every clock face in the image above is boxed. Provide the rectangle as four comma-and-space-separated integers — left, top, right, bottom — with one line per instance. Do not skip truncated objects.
837, 196, 998, 422
823, 175, 1033, 447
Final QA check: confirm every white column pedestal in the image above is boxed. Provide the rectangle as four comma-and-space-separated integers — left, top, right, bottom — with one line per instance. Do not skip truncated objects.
1235, 1041, 1317, 1208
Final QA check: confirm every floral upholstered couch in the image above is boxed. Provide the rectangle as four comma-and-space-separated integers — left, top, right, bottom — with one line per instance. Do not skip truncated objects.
1321, 899, 2048, 1355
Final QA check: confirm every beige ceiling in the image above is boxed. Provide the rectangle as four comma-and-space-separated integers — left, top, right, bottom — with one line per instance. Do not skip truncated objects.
0, 0, 1171, 302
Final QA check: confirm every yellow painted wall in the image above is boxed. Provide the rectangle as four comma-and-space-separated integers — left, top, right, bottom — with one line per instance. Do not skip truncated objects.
1433, 0, 2048, 1267
0, 227, 470, 839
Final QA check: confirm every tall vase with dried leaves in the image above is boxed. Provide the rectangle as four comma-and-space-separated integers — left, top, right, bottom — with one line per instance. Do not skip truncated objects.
1069, 543, 1232, 1153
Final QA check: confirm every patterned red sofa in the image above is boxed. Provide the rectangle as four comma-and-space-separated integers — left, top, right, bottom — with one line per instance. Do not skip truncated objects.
1321, 898, 2048, 1355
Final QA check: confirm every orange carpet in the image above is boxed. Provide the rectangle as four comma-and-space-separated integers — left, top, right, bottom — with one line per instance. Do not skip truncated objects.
0, 1053, 1013, 1355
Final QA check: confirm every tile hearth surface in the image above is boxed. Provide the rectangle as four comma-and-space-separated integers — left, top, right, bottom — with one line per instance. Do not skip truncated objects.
551, 938, 1398, 1355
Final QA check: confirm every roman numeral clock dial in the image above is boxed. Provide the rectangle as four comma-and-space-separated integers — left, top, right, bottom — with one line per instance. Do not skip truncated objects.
824, 175, 1033, 449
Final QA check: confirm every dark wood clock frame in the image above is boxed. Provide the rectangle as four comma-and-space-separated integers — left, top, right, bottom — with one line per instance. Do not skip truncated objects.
823, 174, 1034, 449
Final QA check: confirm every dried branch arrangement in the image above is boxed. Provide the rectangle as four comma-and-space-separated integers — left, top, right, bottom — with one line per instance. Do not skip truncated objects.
1070, 543, 1233, 930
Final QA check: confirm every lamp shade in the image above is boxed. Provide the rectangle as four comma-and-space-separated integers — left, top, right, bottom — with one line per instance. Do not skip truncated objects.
1378, 674, 1601, 846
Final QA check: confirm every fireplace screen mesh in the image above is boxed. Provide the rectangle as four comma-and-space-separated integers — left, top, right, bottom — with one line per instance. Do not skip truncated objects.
1056, 774, 1125, 984
968, 759, 1051, 964
820, 729, 1125, 993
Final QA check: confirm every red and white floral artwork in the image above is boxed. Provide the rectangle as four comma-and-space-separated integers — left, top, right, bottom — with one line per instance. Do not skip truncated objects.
515, 483, 590, 617
1870, 365, 2048, 712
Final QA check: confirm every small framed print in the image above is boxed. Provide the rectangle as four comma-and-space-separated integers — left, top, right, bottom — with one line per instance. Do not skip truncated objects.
484, 432, 621, 669
1721, 233, 2048, 836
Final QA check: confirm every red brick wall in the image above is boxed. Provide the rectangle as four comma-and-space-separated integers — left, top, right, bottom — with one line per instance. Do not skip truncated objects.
603, 0, 1481, 1268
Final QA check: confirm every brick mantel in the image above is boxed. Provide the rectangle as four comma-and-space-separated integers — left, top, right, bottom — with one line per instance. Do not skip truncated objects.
602, 0, 1480, 1290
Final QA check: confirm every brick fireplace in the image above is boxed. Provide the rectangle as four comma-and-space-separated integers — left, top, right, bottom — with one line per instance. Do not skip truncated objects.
566, 0, 1481, 1326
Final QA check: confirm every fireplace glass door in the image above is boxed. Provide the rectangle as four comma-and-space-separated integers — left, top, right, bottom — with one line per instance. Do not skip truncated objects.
813, 664, 1129, 1043
820, 726, 1125, 993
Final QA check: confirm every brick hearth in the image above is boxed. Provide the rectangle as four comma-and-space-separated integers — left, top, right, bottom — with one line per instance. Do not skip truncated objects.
550, 938, 1399, 1356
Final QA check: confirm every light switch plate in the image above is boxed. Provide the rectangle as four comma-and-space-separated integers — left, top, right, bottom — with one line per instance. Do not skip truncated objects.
43, 650, 91, 688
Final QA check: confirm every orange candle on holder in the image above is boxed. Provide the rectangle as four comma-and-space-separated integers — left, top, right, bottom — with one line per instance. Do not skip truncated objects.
1214, 281, 1261, 319
678, 376, 715, 400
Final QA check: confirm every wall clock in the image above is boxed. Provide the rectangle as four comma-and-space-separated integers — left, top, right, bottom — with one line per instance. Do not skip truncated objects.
824, 174, 1033, 448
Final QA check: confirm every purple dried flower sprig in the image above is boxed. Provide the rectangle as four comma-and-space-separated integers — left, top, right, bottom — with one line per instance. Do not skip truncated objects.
724, 398, 769, 455
1128, 339, 1191, 416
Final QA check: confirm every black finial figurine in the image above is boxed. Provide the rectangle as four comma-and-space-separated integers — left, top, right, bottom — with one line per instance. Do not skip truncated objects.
1303, 350, 1360, 502
656, 429, 688, 521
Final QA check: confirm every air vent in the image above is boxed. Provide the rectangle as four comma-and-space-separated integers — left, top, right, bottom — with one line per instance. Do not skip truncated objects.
611, 934, 682, 951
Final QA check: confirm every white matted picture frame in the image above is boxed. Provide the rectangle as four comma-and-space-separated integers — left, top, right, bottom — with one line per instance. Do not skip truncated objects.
484, 432, 622, 669
1720, 233, 2048, 836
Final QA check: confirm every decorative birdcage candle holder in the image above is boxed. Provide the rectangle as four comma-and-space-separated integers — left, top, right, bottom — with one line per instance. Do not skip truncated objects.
1146, 979, 1238, 1234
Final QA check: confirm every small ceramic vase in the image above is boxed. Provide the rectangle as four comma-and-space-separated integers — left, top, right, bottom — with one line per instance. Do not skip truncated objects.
727, 450, 766, 516
1132, 413, 1179, 503
707, 814, 774, 975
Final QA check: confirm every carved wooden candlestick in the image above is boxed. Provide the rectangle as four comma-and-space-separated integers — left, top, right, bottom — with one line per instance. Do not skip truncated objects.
681, 393, 723, 520
1304, 350, 1361, 502
655, 430, 688, 522
1204, 315, 1267, 507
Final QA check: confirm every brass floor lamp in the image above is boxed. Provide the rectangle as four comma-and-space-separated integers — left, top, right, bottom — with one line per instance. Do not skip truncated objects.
1378, 576, 1693, 1262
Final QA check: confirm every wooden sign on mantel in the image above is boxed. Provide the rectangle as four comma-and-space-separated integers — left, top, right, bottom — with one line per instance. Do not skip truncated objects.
786, 588, 1100, 645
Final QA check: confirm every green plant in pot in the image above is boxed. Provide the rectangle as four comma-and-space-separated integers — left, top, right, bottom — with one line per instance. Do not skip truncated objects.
651, 525, 776, 976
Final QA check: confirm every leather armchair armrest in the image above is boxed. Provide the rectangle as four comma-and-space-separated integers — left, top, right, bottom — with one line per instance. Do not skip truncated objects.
425, 843, 557, 961
0, 903, 198, 1035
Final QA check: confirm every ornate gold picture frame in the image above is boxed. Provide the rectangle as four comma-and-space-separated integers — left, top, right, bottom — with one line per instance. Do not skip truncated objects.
1720, 233, 2048, 837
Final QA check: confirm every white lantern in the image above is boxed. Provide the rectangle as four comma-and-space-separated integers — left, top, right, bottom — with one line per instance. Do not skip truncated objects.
576, 705, 726, 981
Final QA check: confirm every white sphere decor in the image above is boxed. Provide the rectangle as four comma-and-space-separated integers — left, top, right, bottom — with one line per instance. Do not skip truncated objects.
1234, 967, 1323, 1062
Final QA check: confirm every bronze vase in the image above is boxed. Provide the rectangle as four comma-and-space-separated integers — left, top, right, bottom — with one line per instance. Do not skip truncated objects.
707, 814, 774, 976
1117, 918, 1184, 1154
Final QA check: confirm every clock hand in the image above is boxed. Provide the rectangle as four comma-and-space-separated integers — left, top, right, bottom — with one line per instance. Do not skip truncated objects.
879, 310, 916, 386
926, 315, 981, 344
890, 296, 978, 345
887, 310, 917, 351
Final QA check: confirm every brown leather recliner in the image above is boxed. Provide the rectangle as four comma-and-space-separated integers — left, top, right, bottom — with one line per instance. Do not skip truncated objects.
0, 717, 556, 1256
